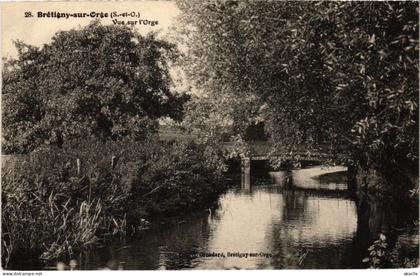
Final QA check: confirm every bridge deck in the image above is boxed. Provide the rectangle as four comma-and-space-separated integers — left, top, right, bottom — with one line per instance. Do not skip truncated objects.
158, 130, 347, 161
221, 141, 346, 161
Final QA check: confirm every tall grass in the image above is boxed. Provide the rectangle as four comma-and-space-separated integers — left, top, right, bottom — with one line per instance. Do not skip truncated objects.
1, 138, 147, 268
2, 137, 227, 268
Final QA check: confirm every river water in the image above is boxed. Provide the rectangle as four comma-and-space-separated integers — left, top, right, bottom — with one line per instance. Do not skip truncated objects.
74, 165, 374, 270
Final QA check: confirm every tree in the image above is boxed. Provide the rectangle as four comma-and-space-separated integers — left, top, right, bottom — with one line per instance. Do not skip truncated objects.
2, 21, 187, 154
175, 1, 418, 179
174, 1, 271, 142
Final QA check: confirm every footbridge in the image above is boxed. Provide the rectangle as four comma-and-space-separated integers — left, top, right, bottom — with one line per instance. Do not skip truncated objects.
221, 141, 349, 191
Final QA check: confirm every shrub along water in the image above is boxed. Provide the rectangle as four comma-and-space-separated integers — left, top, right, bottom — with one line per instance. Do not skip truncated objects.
1, 137, 227, 269
128, 141, 227, 219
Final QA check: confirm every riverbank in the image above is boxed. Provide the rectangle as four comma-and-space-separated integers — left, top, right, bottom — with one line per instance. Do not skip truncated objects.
30, 165, 393, 270
2, 146, 418, 269
1, 138, 228, 269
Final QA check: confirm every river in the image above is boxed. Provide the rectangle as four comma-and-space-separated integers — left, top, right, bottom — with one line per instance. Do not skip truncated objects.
71, 165, 379, 270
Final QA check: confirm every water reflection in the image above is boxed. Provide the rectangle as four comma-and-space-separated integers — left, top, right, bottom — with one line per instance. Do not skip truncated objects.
270, 190, 357, 268
354, 191, 419, 258
267, 166, 348, 190
78, 166, 364, 270
199, 188, 357, 269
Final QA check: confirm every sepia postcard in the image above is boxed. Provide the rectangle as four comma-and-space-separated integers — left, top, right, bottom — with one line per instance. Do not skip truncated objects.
1, 0, 419, 274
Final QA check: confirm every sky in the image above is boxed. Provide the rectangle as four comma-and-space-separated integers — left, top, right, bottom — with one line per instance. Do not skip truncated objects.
2, 1, 180, 58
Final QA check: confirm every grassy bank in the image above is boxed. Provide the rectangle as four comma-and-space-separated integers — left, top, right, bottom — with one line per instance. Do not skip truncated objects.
1, 138, 227, 269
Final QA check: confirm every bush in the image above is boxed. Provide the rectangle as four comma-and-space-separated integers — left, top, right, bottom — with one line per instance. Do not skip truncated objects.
128, 141, 227, 218
363, 232, 419, 268
1, 140, 131, 268
1, 137, 227, 268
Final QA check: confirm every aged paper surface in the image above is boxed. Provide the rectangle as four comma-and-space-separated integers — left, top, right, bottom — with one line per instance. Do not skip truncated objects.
1, 1, 419, 274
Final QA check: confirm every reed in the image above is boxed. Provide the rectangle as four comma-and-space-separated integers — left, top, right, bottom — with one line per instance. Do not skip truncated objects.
1, 140, 132, 268
1, 138, 227, 269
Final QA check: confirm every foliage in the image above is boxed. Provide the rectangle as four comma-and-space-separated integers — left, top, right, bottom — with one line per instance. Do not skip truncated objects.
128, 140, 227, 217
1, 138, 227, 268
2, 21, 187, 154
175, 1, 418, 177
362, 233, 390, 268
1, 139, 138, 268
363, 233, 419, 268
181, 95, 233, 144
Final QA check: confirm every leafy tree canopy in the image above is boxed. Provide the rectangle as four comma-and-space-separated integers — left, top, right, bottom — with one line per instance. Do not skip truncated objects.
175, 1, 418, 171
3, 21, 188, 154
